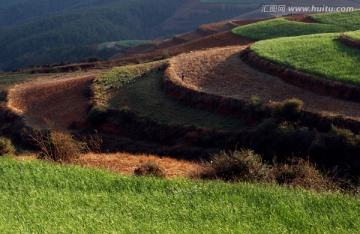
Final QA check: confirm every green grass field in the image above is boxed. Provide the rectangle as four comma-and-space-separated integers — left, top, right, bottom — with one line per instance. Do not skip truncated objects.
0, 157, 359, 233
94, 62, 245, 131
310, 11, 360, 31
250, 33, 360, 86
97, 40, 152, 51
232, 18, 344, 40
345, 30, 360, 41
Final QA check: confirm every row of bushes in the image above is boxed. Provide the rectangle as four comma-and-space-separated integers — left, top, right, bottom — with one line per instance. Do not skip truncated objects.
133, 149, 352, 193
86, 92, 360, 181
196, 149, 344, 192
2, 128, 349, 192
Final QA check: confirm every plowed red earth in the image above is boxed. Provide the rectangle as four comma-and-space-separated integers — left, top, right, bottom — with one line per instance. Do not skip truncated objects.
169, 46, 360, 120
8, 72, 102, 130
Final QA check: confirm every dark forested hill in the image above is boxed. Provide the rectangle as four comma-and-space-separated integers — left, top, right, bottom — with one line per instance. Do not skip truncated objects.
0, 0, 264, 71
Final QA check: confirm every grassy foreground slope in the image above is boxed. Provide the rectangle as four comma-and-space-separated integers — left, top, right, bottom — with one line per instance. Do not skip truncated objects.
94, 62, 245, 131
0, 157, 359, 233
251, 33, 360, 86
232, 18, 344, 40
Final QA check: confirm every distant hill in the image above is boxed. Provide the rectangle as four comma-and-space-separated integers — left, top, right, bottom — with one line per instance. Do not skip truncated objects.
0, 0, 266, 71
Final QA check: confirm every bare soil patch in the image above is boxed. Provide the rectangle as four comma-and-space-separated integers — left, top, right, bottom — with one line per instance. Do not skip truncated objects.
79, 153, 202, 178
17, 152, 202, 178
284, 14, 316, 23
7, 71, 102, 130
169, 46, 360, 120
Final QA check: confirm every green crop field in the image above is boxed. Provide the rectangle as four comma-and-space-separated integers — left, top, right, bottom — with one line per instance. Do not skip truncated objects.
345, 30, 360, 41
232, 18, 344, 40
250, 33, 360, 86
97, 40, 152, 51
0, 157, 358, 233
310, 11, 360, 31
94, 62, 245, 131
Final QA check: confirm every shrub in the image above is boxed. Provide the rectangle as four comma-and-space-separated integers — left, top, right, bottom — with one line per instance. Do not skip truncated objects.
134, 161, 165, 178
85, 131, 103, 153
199, 149, 271, 182
279, 98, 304, 121
246, 95, 262, 116
32, 131, 85, 163
0, 137, 15, 155
272, 158, 332, 191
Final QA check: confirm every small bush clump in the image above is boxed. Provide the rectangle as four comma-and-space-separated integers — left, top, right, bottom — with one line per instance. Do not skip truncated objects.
199, 149, 271, 182
134, 161, 165, 178
32, 131, 85, 163
279, 98, 304, 121
0, 137, 15, 156
272, 158, 333, 192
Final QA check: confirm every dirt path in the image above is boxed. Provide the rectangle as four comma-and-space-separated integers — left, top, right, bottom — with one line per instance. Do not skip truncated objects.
8, 72, 102, 130
170, 46, 360, 120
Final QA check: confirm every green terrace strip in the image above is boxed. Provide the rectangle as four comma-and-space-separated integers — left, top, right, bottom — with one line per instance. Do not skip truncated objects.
0, 157, 359, 233
232, 17, 344, 40
310, 11, 360, 31
250, 33, 360, 86
345, 30, 360, 41
94, 62, 245, 131
97, 40, 152, 51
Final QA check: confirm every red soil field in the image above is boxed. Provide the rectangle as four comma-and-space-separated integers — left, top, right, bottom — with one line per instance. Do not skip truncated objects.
7, 71, 103, 130
168, 46, 360, 120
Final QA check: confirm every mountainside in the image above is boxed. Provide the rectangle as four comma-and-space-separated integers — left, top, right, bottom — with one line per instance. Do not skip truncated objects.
0, 0, 265, 71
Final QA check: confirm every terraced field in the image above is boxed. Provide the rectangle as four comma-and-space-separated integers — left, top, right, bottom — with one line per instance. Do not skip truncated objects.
310, 10, 360, 31
94, 62, 245, 131
7, 71, 103, 130
232, 17, 343, 40
250, 33, 360, 86
168, 46, 360, 119
345, 30, 360, 41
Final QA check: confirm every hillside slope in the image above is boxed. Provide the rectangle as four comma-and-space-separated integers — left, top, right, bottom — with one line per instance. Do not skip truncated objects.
0, 0, 265, 71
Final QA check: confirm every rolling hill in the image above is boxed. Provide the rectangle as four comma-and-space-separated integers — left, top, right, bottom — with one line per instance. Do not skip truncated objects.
0, 7, 360, 233
0, 0, 266, 71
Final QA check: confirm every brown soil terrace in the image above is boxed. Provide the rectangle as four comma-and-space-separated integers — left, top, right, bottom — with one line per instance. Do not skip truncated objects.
7, 71, 102, 130
167, 46, 360, 121
339, 34, 360, 50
